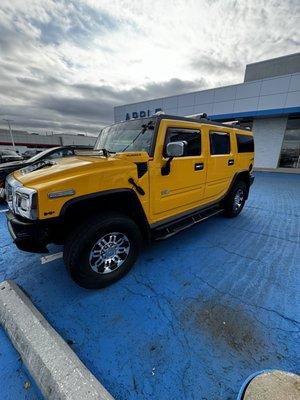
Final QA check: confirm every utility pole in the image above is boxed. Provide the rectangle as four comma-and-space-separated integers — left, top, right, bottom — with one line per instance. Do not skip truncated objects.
3, 119, 16, 151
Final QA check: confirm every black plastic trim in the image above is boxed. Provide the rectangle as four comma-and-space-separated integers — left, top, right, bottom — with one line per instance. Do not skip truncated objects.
6, 211, 49, 253
135, 162, 148, 178
60, 188, 135, 216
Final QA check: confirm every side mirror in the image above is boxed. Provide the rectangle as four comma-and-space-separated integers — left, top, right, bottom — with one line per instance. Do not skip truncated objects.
166, 141, 185, 157
162, 141, 186, 176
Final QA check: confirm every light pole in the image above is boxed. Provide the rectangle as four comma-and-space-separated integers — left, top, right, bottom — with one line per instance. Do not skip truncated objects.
3, 119, 16, 151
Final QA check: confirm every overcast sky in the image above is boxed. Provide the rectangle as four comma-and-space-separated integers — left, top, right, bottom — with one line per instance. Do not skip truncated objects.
0, 0, 299, 135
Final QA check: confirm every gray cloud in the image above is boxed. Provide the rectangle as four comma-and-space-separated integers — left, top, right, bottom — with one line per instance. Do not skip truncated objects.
0, 75, 207, 133
190, 55, 243, 75
0, 0, 299, 136
30, 1, 118, 46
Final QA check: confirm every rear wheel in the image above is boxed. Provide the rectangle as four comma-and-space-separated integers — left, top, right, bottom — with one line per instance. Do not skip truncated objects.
63, 212, 142, 289
223, 181, 247, 217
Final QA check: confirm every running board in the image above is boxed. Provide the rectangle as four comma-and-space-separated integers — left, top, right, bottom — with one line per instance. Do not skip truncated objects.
153, 207, 224, 240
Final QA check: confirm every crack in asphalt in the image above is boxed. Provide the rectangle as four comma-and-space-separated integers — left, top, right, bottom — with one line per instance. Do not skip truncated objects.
128, 274, 195, 400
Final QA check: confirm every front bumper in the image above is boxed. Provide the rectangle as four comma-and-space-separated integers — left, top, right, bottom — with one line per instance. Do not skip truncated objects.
6, 211, 49, 253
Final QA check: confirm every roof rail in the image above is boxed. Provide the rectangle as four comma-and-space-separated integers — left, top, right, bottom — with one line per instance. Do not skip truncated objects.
185, 113, 208, 120
222, 120, 251, 130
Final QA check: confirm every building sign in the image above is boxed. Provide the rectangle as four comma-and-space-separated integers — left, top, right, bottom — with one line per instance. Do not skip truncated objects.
125, 108, 162, 120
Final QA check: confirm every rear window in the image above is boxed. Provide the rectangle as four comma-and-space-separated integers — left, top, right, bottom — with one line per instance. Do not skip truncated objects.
236, 134, 254, 153
210, 132, 230, 155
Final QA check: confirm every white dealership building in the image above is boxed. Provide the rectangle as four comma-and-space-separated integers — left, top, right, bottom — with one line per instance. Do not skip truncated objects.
115, 53, 300, 171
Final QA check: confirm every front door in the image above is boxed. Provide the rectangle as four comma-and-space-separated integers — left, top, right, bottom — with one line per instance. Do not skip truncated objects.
149, 120, 207, 222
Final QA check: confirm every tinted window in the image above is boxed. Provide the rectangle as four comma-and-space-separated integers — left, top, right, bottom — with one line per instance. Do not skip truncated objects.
0, 150, 18, 156
210, 132, 230, 155
236, 134, 254, 153
164, 128, 201, 157
47, 149, 74, 159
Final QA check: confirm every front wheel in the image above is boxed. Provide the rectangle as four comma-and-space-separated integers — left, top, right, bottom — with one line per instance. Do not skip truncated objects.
63, 213, 142, 289
223, 181, 247, 218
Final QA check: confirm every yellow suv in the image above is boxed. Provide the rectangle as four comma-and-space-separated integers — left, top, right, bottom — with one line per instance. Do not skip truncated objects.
5, 114, 254, 289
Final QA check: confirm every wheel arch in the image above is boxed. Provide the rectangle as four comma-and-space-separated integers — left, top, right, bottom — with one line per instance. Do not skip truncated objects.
231, 170, 251, 198
60, 189, 150, 241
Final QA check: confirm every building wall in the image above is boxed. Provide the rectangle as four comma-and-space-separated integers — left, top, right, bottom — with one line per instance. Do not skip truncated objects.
115, 72, 300, 123
244, 53, 300, 82
252, 117, 287, 168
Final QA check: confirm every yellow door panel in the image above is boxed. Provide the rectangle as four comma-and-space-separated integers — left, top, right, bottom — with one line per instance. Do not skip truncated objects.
204, 128, 236, 200
150, 155, 206, 216
149, 119, 208, 221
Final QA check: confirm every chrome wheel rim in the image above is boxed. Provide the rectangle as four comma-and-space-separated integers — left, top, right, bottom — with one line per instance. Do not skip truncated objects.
233, 188, 244, 211
89, 232, 130, 274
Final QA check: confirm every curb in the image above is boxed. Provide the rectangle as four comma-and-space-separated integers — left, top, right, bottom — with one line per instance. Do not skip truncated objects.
0, 280, 114, 400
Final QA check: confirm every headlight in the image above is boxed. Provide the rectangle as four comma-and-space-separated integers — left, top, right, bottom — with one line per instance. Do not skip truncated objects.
15, 187, 37, 219
5, 175, 37, 220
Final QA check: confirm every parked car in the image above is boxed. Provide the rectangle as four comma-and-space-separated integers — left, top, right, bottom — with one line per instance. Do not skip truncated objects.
0, 146, 78, 199
4, 113, 255, 289
0, 149, 23, 163
22, 149, 42, 159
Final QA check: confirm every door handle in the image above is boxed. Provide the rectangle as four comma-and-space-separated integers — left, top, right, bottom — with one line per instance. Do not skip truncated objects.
228, 159, 234, 166
194, 162, 204, 171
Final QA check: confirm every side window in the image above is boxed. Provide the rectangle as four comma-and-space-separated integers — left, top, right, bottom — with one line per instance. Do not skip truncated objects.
210, 131, 230, 155
164, 128, 201, 157
236, 134, 254, 153
61, 149, 74, 156
48, 150, 63, 159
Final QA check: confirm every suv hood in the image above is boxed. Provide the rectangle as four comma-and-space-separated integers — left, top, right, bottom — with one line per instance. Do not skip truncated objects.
13, 152, 150, 187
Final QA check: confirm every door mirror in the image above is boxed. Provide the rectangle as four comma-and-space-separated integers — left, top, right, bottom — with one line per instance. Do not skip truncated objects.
162, 141, 186, 176
166, 141, 186, 157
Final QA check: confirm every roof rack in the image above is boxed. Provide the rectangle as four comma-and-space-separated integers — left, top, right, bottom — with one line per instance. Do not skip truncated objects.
222, 120, 251, 130
185, 113, 208, 120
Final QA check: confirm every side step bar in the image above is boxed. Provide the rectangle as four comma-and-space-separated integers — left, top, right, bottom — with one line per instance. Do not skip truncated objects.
153, 207, 224, 240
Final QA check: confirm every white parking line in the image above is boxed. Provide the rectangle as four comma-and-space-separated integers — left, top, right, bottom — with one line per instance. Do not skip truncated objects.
0, 209, 9, 213
40, 252, 63, 264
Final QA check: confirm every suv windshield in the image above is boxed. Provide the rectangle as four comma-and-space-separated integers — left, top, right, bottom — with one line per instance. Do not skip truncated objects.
94, 118, 156, 155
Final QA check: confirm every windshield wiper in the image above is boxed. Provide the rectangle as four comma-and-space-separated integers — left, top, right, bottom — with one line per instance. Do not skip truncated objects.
120, 121, 154, 153
98, 148, 115, 157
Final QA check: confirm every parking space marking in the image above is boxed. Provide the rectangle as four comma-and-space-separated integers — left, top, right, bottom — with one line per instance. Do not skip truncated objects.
41, 252, 63, 264
0, 209, 8, 213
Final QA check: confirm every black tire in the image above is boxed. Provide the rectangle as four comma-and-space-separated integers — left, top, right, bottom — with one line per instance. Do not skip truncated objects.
223, 180, 247, 218
63, 212, 142, 289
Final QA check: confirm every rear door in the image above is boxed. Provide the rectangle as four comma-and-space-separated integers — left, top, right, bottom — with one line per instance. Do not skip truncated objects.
205, 127, 235, 200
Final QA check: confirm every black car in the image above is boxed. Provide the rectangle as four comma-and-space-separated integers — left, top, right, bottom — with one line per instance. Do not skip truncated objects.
0, 149, 23, 163
0, 146, 79, 198
22, 149, 42, 159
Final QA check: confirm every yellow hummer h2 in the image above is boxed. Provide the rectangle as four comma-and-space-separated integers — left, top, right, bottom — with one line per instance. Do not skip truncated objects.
5, 113, 254, 289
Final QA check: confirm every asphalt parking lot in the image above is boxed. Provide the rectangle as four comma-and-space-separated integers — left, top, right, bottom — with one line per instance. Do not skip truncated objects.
0, 172, 299, 400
